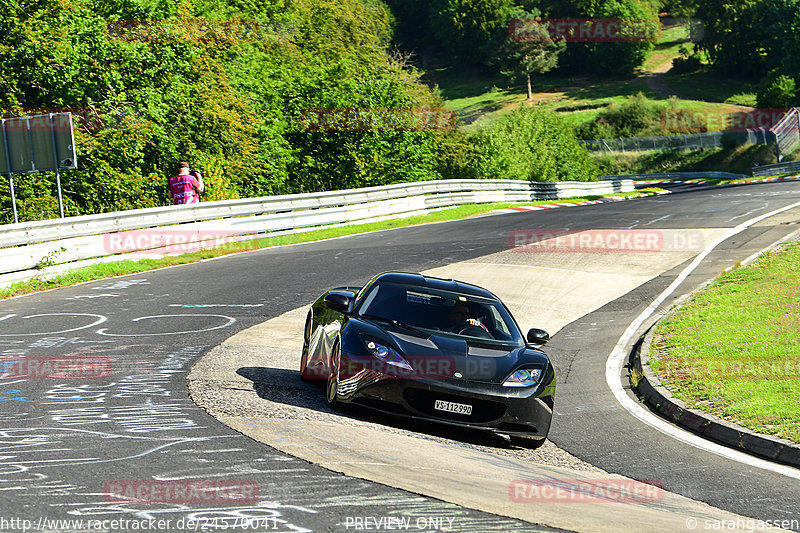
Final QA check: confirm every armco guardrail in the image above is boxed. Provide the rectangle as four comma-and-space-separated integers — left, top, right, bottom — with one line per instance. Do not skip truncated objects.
772, 107, 800, 161
0, 178, 633, 283
751, 160, 800, 178
603, 171, 747, 181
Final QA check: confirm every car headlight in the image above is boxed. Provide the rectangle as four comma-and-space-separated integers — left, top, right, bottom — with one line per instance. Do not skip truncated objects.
503, 368, 542, 387
362, 337, 413, 371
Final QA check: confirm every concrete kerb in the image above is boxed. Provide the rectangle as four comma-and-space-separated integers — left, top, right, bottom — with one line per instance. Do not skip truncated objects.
631, 320, 800, 469
628, 224, 800, 469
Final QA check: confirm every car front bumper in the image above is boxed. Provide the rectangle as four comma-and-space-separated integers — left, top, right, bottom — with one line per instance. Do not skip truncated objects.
335, 363, 555, 438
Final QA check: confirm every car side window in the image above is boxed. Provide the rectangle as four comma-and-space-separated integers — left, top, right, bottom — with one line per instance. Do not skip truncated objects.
358, 284, 382, 314
489, 306, 511, 336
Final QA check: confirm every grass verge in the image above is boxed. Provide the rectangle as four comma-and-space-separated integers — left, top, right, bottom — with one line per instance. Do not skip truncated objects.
0, 191, 653, 301
641, 22, 693, 72
648, 240, 800, 443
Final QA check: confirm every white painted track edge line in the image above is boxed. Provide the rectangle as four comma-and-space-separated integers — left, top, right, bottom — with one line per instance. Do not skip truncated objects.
605, 200, 800, 480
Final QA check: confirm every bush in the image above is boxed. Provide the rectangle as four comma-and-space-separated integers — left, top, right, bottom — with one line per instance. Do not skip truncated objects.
574, 94, 703, 139
436, 129, 477, 179
603, 93, 663, 136
671, 45, 704, 74
757, 74, 797, 109
467, 107, 600, 182
575, 120, 618, 140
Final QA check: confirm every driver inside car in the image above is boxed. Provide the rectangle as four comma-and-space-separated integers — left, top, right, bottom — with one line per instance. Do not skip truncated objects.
445, 301, 489, 333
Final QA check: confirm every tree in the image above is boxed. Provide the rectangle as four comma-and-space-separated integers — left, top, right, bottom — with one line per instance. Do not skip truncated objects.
757, 74, 797, 108
427, 0, 517, 61
583, 0, 658, 76
751, 0, 800, 78
695, 0, 764, 78
495, 9, 565, 99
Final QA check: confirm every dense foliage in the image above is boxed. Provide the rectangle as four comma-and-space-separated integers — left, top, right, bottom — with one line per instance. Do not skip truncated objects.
0, 0, 440, 222
690, 0, 800, 103
0, 0, 598, 224
493, 8, 565, 99
385, 0, 658, 76
442, 107, 600, 181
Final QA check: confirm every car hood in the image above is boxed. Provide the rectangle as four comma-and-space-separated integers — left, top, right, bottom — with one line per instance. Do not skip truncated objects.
384, 329, 544, 384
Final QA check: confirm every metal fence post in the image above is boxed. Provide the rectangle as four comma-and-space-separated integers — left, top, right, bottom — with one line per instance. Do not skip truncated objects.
49, 114, 65, 218
1, 119, 18, 224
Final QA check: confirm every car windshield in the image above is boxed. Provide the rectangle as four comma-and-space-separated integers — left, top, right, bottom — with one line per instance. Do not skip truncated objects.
356, 281, 524, 345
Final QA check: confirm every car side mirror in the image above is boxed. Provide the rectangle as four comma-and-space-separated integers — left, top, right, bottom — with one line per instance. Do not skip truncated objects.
527, 328, 550, 345
324, 291, 353, 313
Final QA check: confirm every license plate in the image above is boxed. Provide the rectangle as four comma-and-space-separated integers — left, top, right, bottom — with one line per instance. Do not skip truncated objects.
434, 399, 472, 415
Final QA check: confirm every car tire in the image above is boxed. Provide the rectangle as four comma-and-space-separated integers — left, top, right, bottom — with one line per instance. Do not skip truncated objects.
510, 434, 547, 450
300, 312, 314, 381
326, 341, 341, 406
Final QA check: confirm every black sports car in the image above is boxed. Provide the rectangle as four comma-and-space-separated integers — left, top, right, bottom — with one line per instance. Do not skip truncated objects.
300, 272, 555, 448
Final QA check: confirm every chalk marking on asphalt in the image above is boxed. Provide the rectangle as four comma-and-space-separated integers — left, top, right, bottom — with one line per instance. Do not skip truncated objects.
0, 313, 108, 336
96, 314, 236, 337
606, 200, 800, 480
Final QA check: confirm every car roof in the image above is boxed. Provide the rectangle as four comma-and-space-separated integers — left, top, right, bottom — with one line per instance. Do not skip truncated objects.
372, 272, 498, 300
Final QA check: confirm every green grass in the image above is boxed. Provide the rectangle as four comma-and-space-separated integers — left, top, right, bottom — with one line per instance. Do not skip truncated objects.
442, 83, 527, 127
641, 22, 694, 72
649, 241, 800, 443
442, 73, 746, 133
435, 21, 760, 135
664, 70, 758, 107
0, 191, 655, 301
441, 70, 754, 135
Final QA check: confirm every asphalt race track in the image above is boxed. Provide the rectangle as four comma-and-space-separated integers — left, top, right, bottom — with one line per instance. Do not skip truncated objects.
1, 181, 799, 532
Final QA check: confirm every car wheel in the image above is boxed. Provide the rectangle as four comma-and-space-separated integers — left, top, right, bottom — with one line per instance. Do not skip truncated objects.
510, 434, 547, 450
300, 313, 314, 381
326, 341, 341, 405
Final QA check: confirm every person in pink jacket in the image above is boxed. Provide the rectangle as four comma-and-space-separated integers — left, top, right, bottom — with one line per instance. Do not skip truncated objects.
168, 161, 204, 204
